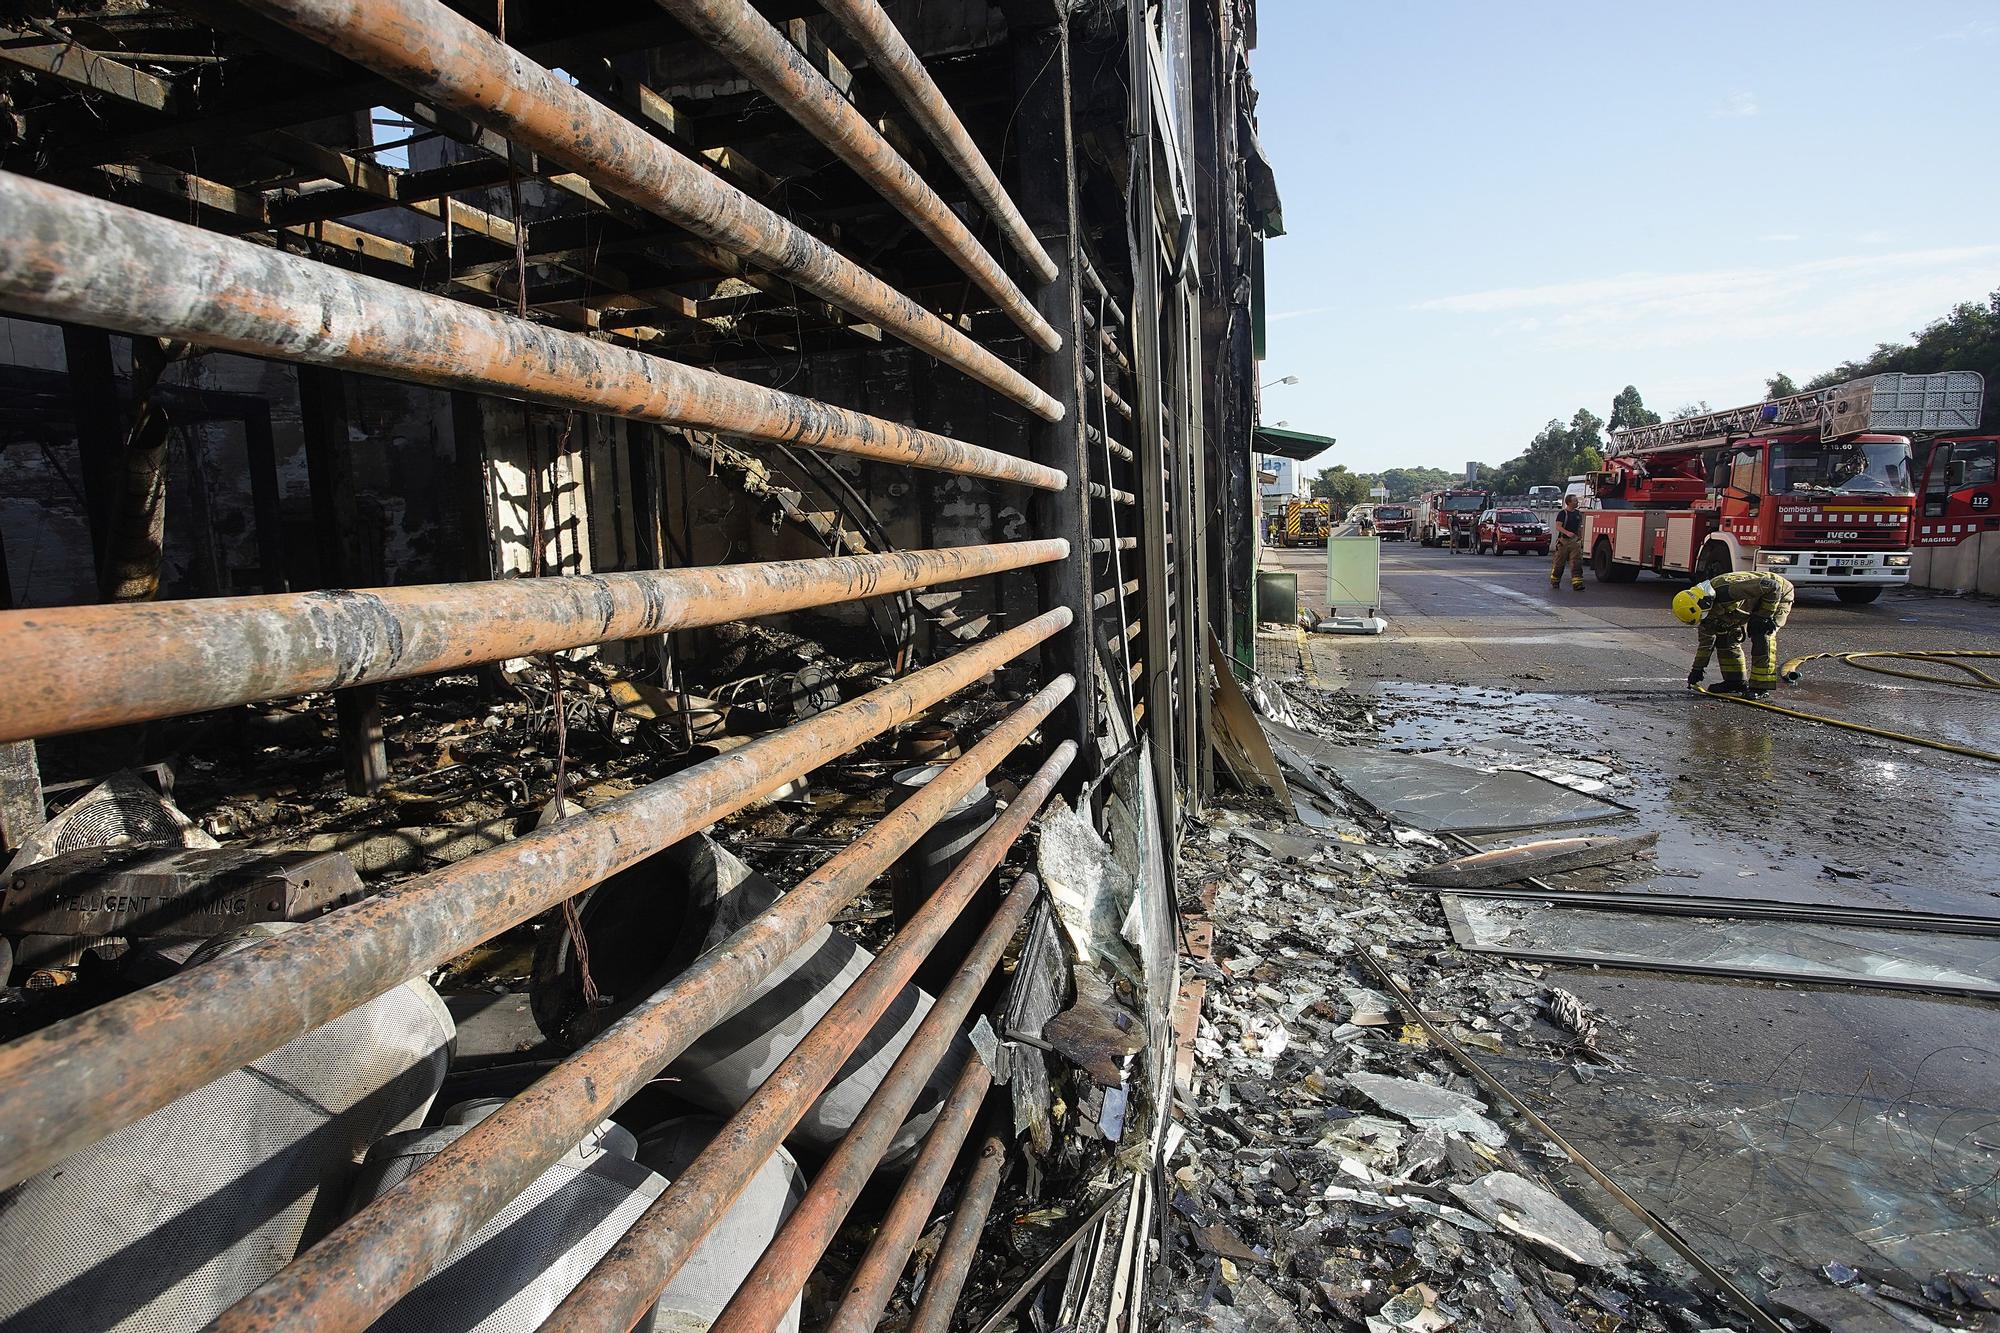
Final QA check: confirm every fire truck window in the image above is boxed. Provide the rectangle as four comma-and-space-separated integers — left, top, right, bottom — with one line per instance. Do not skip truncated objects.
1964, 446, 1998, 486
1729, 450, 1758, 495
1769, 440, 1915, 496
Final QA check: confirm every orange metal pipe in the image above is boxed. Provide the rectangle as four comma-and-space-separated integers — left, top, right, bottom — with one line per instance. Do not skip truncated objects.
0, 540, 1066, 743
907, 1117, 1009, 1333
703, 872, 1041, 1333
545, 783, 1069, 1332
825, 1057, 993, 1333
0, 610, 1068, 1194
231, 0, 1063, 419
210, 693, 1073, 1333
0, 175, 1065, 488
654, 0, 1056, 347
818, 0, 1058, 284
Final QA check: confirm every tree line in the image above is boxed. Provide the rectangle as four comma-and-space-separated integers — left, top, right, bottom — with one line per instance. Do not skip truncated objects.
1305, 286, 2000, 504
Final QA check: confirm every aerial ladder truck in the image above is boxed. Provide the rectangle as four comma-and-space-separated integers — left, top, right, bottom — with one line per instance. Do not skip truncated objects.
1579, 371, 1984, 603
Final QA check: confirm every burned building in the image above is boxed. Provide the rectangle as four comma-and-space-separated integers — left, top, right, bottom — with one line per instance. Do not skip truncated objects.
0, 0, 1280, 1327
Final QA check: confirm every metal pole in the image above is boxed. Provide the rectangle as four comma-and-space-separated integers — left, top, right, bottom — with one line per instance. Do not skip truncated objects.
818, 0, 1058, 285
229, 0, 1062, 419
0, 611, 1069, 1192
0, 174, 1066, 490
652, 0, 1056, 348
0, 541, 1068, 743
703, 873, 1040, 1333
824, 1058, 992, 1333
220, 732, 1075, 1333
907, 1116, 1008, 1333
546, 794, 1070, 1332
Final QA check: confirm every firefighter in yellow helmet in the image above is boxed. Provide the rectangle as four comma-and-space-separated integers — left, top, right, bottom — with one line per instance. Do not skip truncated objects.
1673, 570, 1796, 696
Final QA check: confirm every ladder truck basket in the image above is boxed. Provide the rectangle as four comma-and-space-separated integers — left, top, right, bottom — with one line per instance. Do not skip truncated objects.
1611, 371, 1985, 454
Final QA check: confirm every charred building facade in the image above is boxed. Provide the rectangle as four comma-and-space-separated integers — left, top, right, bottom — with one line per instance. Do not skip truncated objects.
0, 0, 1278, 1326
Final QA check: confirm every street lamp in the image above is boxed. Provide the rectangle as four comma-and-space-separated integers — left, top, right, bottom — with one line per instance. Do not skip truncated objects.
1262, 375, 1299, 390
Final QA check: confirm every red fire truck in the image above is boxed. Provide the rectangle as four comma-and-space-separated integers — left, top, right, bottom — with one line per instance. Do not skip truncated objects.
1372, 502, 1415, 541
1915, 434, 1999, 548
1581, 372, 1984, 603
1418, 488, 1490, 548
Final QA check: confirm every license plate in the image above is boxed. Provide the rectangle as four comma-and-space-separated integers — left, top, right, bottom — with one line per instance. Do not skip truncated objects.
1824, 557, 1864, 567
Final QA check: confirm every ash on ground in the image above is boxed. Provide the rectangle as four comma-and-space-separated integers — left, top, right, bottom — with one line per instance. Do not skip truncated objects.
1157, 696, 1747, 1333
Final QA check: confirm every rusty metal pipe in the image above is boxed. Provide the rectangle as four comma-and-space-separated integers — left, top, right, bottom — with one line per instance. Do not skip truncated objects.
818, 0, 1057, 285
825, 1057, 993, 1333
700, 871, 1041, 1333
211, 695, 1074, 1333
545, 788, 1069, 1332
227, 0, 1062, 418
0, 540, 1066, 743
0, 611, 1068, 1194
907, 1116, 1009, 1333
0, 174, 1064, 488
653, 0, 1055, 347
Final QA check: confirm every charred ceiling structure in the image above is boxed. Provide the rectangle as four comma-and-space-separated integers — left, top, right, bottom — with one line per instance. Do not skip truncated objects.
0, 0, 1278, 1327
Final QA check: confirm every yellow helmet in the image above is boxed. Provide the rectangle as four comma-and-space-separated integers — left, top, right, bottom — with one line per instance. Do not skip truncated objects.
1671, 581, 1715, 625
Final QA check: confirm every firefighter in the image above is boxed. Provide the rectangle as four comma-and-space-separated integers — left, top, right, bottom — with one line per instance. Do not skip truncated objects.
1549, 494, 1585, 591
1674, 570, 1796, 696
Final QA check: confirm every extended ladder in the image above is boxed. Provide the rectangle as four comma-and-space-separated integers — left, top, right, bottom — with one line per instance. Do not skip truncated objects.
1611, 371, 1984, 454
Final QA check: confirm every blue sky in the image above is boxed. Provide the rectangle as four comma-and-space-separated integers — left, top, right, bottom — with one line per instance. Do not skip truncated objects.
1250, 3, 2000, 476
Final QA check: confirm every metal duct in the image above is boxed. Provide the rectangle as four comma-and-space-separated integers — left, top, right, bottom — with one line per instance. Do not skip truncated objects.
347, 1106, 801, 1333
533, 836, 971, 1161
0, 925, 452, 1332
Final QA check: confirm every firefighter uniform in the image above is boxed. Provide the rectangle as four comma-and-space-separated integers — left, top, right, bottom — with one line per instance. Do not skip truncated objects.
1675, 570, 1796, 695
1549, 501, 1585, 590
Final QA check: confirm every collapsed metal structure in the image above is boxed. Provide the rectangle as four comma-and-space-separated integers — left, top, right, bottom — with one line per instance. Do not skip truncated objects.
0, 0, 1278, 1325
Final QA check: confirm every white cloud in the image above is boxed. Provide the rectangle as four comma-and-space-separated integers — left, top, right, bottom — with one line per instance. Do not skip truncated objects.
1416, 245, 2000, 354
1758, 232, 1800, 243
1934, 18, 1997, 43
1712, 90, 1759, 119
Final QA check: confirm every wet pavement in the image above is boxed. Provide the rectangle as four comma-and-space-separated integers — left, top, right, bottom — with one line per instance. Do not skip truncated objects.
1242, 539, 2000, 1320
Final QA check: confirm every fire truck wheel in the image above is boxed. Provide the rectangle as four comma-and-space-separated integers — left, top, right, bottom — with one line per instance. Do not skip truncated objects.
1835, 586, 1883, 605
1591, 540, 1640, 583
1696, 545, 1733, 581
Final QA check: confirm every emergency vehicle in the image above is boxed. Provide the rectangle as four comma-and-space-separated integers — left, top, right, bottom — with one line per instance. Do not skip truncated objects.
1278, 498, 1331, 547
1915, 434, 1999, 548
1418, 488, 1490, 547
1582, 372, 1984, 603
1371, 502, 1414, 541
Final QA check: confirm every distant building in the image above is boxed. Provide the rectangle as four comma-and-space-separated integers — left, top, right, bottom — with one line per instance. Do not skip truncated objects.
1259, 455, 1297, 500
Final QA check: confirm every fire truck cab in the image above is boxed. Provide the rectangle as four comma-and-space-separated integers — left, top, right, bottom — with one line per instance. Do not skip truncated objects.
1916, 434, 2000, 546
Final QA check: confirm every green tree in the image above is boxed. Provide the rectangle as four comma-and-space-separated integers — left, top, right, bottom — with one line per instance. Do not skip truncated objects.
1607, 385, 1661, 432
1309, 465, 1371, 507
1377, 466, 1457, 499
1670, 401, 1712, 419
1765, 372, 1799, 400
1798, 289, 1999, 427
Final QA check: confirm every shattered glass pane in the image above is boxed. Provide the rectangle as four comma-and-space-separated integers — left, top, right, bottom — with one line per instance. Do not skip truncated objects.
1442, 897, 2000, 997
1263, 722, 1630, 833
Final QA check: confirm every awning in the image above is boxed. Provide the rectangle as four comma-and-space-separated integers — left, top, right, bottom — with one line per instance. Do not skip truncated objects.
1254, 424, 1336, 461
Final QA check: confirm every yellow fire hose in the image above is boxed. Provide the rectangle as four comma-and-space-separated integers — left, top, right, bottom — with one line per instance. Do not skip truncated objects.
1696, 649, 2000, 765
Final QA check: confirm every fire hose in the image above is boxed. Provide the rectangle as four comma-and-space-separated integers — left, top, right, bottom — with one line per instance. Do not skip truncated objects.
1696, 649, 2000, 765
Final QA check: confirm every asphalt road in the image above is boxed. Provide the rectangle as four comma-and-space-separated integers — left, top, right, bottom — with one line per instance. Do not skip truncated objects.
1258, 537, 2000, 1300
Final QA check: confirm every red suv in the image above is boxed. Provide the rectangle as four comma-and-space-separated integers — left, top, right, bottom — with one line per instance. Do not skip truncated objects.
1475, 507, 1550, 556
